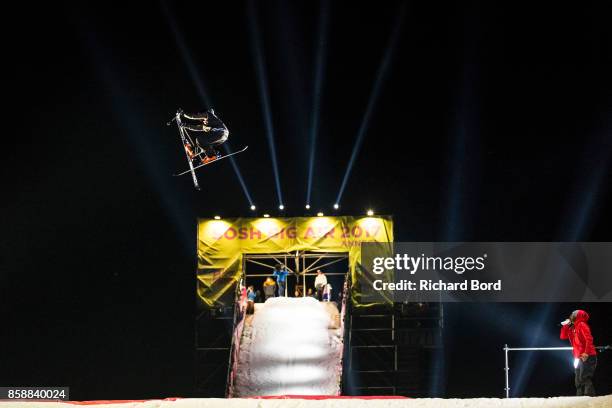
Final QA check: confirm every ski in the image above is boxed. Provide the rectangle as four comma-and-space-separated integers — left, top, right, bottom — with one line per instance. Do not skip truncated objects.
174, 113, 201, 190
173, 146, 248, 177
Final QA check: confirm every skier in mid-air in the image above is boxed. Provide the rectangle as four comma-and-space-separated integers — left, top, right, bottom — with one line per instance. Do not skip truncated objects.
169, 107, 247, 190
179, 108, 229, 164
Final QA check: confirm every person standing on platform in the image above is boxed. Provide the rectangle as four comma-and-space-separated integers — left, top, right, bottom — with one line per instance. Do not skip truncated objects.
314, 270, 328, 301
272, 264, 289, 297
263, 277, 276, 300
246, 285, 256, 314
560, 309, 598, 396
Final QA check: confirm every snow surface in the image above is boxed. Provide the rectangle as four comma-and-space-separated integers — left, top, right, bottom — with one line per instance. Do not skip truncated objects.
232, 297, 344, 397
3, 396, 612, 408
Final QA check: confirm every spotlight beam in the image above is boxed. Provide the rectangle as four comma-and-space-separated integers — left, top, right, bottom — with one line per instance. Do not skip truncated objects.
435, 14, 484, 395
562, 133, 612, 241
335, 5, 406, 204
161, 1, 255, 205
512, 131, 612, 397
306, 0, 331, 206
75, 20, 193, 254
248, 0, 284, 206
223, 143, 254, 206
160, 0, 212, 109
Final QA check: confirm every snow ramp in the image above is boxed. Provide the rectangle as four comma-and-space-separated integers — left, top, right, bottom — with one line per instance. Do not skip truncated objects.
231, 297, 344, 397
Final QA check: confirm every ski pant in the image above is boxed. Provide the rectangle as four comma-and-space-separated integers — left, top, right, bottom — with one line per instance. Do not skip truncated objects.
315, 284, 324, 301
182, 125, 229, 152
575, 355, 597, 396
277, 280, 286, 297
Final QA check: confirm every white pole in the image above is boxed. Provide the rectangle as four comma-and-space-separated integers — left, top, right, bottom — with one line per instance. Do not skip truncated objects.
504, 344, 510, 398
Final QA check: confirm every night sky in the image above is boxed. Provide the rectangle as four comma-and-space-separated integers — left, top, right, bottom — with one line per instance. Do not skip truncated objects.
2, 0, 611, 401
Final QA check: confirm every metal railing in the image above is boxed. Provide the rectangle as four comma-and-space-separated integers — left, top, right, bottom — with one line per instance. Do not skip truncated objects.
503, 344, 611, 398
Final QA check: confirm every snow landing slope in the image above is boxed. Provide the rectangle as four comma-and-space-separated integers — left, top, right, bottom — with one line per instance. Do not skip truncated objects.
232, 297, 343, 397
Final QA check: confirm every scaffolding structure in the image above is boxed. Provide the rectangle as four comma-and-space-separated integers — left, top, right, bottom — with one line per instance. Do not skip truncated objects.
241, 251, 348, 296
344, 302, 444, 396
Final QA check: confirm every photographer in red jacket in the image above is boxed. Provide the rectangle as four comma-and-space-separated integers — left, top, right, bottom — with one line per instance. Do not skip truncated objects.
560, 310, 597, 396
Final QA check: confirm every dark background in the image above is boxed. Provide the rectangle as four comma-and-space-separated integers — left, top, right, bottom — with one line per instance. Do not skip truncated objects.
1, 0, 611, 400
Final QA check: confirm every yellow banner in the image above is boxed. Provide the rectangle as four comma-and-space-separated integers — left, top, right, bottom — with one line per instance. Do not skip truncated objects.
197, 216, 393, 307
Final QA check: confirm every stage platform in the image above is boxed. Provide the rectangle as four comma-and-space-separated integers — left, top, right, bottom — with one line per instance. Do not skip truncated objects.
1, 395, 611, 408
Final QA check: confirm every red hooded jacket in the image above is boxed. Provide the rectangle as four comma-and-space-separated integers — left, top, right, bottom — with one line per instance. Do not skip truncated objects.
560, 310, 597, 358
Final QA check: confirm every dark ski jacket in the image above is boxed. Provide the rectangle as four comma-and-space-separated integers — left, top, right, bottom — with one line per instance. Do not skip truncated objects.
204, 110, 227, 131
184, 110, 227, 132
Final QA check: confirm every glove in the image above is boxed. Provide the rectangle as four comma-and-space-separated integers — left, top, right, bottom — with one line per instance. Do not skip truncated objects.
561, 319, 571, 326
